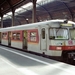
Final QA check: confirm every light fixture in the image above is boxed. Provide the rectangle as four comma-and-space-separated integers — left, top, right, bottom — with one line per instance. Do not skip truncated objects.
26, 18, 28, 20
1, 7, 3, 10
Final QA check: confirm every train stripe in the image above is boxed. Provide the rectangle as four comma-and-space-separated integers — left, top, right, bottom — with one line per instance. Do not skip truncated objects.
49, 46, 75, 50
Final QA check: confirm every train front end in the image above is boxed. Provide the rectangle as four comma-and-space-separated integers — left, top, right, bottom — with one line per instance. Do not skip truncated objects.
49, 20, 75, 60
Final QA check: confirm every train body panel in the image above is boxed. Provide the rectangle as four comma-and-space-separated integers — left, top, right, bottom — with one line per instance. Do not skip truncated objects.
2, 39, 8, 46
11, 41, 23, 49
45, 50, 62, 56
0, 19, 75, 60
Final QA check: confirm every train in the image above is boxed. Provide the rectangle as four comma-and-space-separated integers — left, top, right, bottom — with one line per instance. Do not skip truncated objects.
0, 19, 75, 61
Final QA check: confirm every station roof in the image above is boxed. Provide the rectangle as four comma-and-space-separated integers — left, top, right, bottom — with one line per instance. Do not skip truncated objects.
0, 0, 32, 15
0, 0, 75, 27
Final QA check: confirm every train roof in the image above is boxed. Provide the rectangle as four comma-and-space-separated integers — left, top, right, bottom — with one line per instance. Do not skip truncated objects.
0, 19, 75, 32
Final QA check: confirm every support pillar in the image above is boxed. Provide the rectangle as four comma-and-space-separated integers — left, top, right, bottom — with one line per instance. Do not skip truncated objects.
32, 0, 37, 23
1, 15, 3, 28
12, 9, 15, 26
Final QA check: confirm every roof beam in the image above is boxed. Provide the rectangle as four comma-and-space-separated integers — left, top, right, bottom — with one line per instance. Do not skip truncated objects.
62, 2, 73, 21
0, 12, 3, 17
0, 0, 6, 7
6, 0, 14, 10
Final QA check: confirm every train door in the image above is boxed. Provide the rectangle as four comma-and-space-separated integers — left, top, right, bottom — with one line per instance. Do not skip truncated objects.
8, 32, 11, 46
40, 27, 47, 51
23, 30, 27, 49
0, 32, 1, 44
0, 32, 1, 43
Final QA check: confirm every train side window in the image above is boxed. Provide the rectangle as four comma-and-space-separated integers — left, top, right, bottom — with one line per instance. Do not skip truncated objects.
42, 28, 45, 39
16, 33, 20, 40
12, 33, 16, 40
2, 33, 7, 39
30, 32, 36, 41
12, 33, 20, 40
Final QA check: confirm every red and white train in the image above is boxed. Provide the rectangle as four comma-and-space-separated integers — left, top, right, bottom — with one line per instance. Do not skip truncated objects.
0, 19, 75, 60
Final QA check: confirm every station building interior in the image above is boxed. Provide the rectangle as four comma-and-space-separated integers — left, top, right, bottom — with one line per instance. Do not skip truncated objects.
0, 0, 75, 27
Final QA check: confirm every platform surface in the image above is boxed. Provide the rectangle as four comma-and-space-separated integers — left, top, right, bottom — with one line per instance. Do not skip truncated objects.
0, 45, 75, 75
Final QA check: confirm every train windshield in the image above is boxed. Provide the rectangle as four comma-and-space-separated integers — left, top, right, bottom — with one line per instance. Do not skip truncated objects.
49, 28, 68, 39
70, 29, 75, 39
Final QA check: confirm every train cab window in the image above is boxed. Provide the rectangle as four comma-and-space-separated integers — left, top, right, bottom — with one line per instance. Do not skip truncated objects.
49, 28, 68, 40
30, 32, 36, 41
70, 29, 75, 39
42, 28, 45, 39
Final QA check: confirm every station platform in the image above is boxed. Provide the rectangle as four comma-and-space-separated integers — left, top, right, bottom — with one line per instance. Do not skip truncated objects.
0, 56, 26, 75
0, 45, 75, 75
